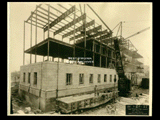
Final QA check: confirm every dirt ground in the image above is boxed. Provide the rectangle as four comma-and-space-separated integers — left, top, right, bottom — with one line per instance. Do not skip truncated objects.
79, 87, 149, 115
129, 86, 149, 97
10, 85, 149, 115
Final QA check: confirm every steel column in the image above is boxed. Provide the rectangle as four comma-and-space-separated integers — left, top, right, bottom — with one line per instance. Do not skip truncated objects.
73, 6, 76, 57
30, 12, 32, 64
47, 5, 50, 61
23, 21, 25, 65
35, 6, 37, 63
92, 40, 95, 66
84, 4, 86, 58
100, 44, 101, 67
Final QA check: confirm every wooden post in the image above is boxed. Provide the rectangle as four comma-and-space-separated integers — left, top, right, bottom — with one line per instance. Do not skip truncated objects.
47, 5, 50, 61
23, 21, 25, 65
30, 12, 32, 64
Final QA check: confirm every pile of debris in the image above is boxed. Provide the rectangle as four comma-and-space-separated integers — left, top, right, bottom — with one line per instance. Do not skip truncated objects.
16, 107, 42, 114
115, 93, 149, 115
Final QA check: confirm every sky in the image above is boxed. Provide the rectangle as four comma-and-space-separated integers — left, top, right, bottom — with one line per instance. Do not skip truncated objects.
8, 2, 152, 73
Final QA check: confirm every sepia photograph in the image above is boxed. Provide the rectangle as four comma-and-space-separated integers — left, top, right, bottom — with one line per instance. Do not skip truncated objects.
7, 2, 152, 116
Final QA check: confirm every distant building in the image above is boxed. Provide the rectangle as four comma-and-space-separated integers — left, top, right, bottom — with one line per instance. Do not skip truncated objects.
11, 71, 20, 87
144, 65, 149, 78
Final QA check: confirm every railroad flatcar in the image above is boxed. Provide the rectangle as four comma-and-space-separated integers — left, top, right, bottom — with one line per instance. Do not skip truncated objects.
57, 91, 119, 114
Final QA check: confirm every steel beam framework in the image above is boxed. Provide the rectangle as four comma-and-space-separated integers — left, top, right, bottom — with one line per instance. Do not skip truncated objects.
23, 3, 117, 67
